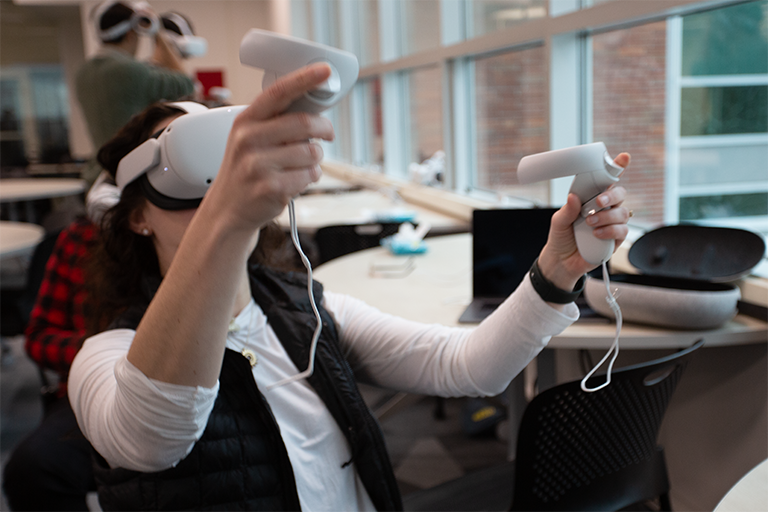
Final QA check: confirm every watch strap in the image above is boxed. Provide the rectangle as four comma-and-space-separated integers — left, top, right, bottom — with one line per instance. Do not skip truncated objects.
529, 258, 585, 304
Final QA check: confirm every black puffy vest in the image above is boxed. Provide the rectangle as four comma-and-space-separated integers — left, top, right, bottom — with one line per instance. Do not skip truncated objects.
93, 265, 403, 511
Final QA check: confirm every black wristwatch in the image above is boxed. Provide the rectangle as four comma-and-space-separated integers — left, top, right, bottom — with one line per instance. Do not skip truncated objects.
529, 258, 585, 304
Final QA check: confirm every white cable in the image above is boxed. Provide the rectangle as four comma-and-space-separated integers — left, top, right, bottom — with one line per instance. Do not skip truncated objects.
266, 198, 323, 390
580, 260, 622, 392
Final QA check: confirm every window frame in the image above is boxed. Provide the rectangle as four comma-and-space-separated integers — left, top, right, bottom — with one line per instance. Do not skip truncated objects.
296, 0, 763, 227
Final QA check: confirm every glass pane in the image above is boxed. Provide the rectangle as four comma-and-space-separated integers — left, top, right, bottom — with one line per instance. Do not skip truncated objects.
363, 77, 384, 167
682, 0, 768, 76
470, 0, 547, 38
357, 0, 380, 66
0, 79, 28, 167
400, 0, 440, 56
680, 193, 768, 220
474, 45, 548, 202
407, 66, 443, 180
681, 86, 768, 136
30, 68, 70, 164
680, 144, 768, 186
292, 0, 313, 40
593, 21, 667, 225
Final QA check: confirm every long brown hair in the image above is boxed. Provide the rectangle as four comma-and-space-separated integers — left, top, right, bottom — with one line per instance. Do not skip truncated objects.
87, 101, 293, 335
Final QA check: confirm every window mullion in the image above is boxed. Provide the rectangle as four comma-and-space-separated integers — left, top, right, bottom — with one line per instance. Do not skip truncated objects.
665, 16, 683, 224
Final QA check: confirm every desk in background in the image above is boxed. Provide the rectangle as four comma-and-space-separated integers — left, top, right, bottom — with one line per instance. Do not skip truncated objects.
0, 221, 44, 260
0, 220, 45, 292
0, 178, 86, 223
313, 234, 765, 341
313, 233, 768, 510
276, 189, 469, 236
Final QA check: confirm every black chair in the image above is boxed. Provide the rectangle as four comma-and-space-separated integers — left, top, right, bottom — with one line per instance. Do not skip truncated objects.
313, 222, 403, 265
1, 228, 61, 337
403, 339, 704, 511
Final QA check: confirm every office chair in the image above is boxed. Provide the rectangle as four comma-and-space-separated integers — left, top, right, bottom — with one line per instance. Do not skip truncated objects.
0, 228, 61, 337
403, 339, 704, 511
313, 222, 403, 265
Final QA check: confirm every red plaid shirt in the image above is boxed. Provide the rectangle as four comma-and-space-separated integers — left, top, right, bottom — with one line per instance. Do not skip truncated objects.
25, 218, 96, 397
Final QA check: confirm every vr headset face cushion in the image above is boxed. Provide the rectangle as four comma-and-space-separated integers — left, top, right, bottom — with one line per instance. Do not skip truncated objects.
138, 174, 203, 210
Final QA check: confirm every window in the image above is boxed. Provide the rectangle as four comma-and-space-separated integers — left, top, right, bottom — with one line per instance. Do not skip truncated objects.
356, 0, 380, 67
676, 1, 768, 227
301, 0, 767, 235
407, 65, 443, 168
399, 0, 441, 56
473, 45, 549, 203
0, 65, 70, 167
362, 77, 384, 167
1, 79, 27, 168
592, 21, 668, 225
469, 0, 547, 38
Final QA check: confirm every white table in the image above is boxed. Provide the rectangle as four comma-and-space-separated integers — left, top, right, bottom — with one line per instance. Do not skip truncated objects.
314, 234, 768, 508
314, 234, 766, 344
0, 178, 86, 202
276, 189, 469, 236
714, 459, 768, 512
0, 178, 86, 222
0, 221, 45, 260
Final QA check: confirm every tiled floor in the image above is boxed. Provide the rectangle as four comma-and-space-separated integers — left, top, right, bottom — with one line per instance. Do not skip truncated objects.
1, 334, 45, 511
362, 386, 510, 497
1, 334, 509, 510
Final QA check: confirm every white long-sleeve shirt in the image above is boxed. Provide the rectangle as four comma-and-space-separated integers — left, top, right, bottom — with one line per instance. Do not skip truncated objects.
69, 274, 578, 511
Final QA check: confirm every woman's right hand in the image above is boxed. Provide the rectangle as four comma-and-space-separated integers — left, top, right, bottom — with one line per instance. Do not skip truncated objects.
204, 63, 336, 234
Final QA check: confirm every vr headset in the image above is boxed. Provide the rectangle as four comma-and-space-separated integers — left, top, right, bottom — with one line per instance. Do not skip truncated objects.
161, 12, 208, 58
116, 30, 359, 210
94, 1, 160, 41
116, 102, 246, 210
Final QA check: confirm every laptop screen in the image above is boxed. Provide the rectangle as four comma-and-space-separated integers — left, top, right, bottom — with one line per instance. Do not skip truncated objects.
472, 208, 558, 298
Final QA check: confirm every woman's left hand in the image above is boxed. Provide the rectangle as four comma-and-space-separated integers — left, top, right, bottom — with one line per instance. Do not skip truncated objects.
537, 152, 631, 292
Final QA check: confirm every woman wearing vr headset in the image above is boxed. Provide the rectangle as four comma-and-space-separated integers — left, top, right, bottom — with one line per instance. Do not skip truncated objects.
68, 64, 631, 510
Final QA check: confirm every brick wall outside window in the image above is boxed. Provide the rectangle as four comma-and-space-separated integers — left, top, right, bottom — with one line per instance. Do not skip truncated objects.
593, 21, 668, 225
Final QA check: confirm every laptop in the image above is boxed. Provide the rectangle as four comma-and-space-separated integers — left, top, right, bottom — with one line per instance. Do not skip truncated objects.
458, 208, 557, 324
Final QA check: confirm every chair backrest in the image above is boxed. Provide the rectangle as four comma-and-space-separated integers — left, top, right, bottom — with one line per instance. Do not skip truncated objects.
511, 339, 704, 511
18, 228, 63, 325
314, 222, 402, 265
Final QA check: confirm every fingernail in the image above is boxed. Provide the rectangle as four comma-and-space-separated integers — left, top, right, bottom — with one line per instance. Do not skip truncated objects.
598, 195, 609, 206
586, 215, 598, 225
594, 228, 604, 236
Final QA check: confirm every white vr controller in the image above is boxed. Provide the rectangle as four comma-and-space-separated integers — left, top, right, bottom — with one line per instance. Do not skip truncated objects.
517, 142, 625, 265
239, 29, 359, 114
117, 31, 359, 199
